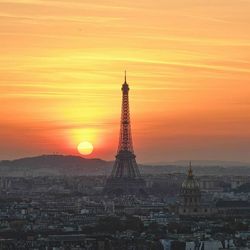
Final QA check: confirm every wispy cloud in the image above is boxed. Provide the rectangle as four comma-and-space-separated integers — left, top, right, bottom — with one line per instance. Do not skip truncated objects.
0, 0, 250, 161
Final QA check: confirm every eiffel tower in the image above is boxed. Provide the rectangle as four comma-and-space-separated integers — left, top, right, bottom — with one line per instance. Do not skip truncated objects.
104, 72, 146, 196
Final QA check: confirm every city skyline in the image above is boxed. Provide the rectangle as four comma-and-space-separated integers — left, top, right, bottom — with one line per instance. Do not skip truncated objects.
1, 0, 250, 162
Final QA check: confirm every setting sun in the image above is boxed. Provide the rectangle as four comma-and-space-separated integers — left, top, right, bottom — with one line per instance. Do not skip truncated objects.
77, 141, 94, 156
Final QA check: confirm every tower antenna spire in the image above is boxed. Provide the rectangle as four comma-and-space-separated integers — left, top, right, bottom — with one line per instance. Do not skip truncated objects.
188, 161, 193, 177
124, 70, 127, 83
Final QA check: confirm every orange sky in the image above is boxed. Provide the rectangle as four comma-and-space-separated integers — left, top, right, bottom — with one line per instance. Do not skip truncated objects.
0, 0, 250, 162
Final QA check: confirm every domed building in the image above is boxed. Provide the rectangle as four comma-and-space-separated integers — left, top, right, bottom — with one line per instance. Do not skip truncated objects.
179, 162, 214, 216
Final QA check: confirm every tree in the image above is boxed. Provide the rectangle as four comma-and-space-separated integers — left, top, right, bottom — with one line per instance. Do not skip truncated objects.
124, 216, 144, 232
9, 220, 25, 232
96, 216, 123, 233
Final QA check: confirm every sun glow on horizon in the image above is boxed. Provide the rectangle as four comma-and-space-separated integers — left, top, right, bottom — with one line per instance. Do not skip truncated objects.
77, 141, 94, 156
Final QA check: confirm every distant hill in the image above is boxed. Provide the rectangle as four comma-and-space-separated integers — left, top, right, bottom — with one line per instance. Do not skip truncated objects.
0, 155, 112, 177
0, 155, 250, 177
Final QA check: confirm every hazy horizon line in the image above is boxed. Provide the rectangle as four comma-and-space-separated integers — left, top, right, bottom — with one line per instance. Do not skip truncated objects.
1, 153, 250, 166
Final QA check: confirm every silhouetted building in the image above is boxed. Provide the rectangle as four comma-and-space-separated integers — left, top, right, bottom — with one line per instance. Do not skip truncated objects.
179, 163, 214, 216
104, 72, 146, 196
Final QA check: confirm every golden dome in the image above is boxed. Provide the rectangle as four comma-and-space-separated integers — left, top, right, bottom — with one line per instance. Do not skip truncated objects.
181, 162, 200, 190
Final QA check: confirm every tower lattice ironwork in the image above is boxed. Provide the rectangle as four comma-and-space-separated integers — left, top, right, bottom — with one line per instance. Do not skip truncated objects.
104, 72, 146, 196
